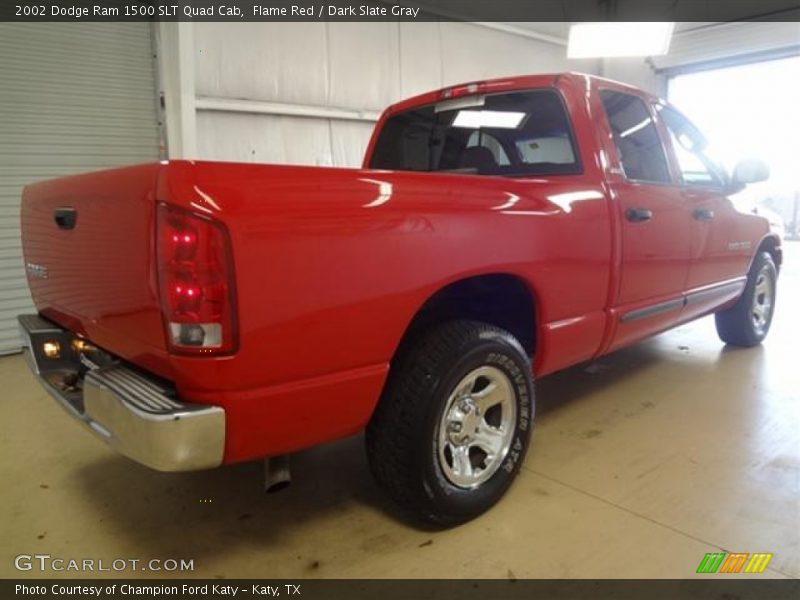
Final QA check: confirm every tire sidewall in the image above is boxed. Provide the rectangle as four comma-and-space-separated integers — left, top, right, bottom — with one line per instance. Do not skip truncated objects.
417, 331, 534, 521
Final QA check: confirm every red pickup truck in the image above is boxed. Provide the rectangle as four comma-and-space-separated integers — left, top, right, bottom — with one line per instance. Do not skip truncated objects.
19, 73, 780, 525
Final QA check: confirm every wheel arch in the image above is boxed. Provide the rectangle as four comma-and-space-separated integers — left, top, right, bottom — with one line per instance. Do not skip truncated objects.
392, 272, 539, 363
751, 233, 783, 274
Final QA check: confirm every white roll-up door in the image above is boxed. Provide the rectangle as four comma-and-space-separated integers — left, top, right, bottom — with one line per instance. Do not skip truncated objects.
654, 22, 800, 71
0, 23, 161, 354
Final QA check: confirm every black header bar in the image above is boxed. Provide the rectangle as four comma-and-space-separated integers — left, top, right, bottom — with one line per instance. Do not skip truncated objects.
4, 579, 800, 600
2, 0, 800, 22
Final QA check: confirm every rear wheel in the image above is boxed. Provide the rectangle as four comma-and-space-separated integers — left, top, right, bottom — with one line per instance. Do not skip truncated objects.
715, 251, 777, 347
366, 320, 534, 526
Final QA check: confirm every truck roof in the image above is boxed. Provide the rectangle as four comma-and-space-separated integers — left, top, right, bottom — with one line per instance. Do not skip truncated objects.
384, 72, 661, 116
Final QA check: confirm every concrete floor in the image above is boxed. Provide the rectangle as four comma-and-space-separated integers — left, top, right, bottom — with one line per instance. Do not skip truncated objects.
1, 244, 798, 580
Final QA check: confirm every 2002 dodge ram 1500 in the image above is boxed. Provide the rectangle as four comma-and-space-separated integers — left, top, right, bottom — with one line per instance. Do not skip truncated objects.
19, 73, 781, 525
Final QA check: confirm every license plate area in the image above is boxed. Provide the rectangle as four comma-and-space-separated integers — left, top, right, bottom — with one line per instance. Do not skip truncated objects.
19, 314, 118, 414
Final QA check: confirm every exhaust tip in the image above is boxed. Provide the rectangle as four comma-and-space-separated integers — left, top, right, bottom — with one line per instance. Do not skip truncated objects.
266, 480, 291, 494
264, 455, 291, 493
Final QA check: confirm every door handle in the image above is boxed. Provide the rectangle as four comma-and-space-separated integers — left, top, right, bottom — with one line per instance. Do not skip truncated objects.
693, 208, 714, 221
625, 207, 653, 223
54, 207, 77, 230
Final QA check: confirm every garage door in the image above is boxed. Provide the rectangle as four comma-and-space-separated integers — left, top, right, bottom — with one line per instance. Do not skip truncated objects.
0, 23, 161, 354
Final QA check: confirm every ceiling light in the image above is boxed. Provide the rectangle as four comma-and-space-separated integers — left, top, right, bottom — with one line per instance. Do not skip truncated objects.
567, 22, 675, 58
452, 110, 526, 129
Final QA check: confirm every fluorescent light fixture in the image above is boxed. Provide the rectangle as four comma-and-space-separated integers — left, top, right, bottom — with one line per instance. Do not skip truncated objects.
452, 110, 526, 129
567, 22, 674, 58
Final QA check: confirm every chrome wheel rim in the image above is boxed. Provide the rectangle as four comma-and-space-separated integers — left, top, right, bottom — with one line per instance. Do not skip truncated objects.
437, 366, 517, 489
751, 267, 774, 336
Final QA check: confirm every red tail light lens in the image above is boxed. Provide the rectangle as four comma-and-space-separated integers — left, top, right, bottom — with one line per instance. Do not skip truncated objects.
156, 203, 237, 354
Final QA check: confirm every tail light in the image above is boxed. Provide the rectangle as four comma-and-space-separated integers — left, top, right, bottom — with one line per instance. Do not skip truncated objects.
156, 203, 237, 354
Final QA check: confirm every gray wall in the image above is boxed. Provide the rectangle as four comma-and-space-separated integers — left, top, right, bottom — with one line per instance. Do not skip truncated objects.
602, 58, 665, 96
163, 22, 799, 167
187, 22, 599, 167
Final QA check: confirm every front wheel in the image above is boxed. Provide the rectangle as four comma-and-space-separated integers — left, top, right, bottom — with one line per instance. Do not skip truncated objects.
365, 320, 534, 526
715, 251, 777, 347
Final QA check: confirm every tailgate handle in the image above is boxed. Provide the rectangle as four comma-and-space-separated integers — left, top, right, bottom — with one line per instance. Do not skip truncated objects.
54, 207, 77, 230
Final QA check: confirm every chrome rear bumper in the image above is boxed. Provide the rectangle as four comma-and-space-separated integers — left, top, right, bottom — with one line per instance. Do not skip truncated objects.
18, 314, 225, 471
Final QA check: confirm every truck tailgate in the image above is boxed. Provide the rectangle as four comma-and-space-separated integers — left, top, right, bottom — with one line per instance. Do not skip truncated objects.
20, 163, 170, 376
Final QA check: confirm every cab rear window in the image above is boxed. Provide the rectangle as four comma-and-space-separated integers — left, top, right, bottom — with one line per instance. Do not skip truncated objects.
369, 89, 581, 177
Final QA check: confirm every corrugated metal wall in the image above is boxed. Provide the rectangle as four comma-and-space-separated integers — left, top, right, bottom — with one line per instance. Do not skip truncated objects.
193, 22, 599, 166
0, 22, 161, 354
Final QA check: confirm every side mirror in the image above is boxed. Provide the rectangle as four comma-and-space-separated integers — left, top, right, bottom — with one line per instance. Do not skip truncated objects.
732, 159, 770, 187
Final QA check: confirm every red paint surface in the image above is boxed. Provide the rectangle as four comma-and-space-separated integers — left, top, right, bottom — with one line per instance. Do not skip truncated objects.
20, 73, 777, 464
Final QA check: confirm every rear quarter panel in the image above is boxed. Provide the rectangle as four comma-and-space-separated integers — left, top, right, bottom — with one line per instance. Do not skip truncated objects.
158, 153, 611, 460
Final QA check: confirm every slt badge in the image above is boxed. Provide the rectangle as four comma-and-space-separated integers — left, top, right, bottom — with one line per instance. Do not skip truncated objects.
25, 263, 48, 279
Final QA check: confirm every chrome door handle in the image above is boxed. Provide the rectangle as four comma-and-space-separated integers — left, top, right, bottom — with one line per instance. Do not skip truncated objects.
625, 207, 653, 223
693, 208, 714, 221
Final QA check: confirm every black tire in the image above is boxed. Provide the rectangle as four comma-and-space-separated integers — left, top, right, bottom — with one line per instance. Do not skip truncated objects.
366, 320, 534, 526
715, 251, 777, 347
